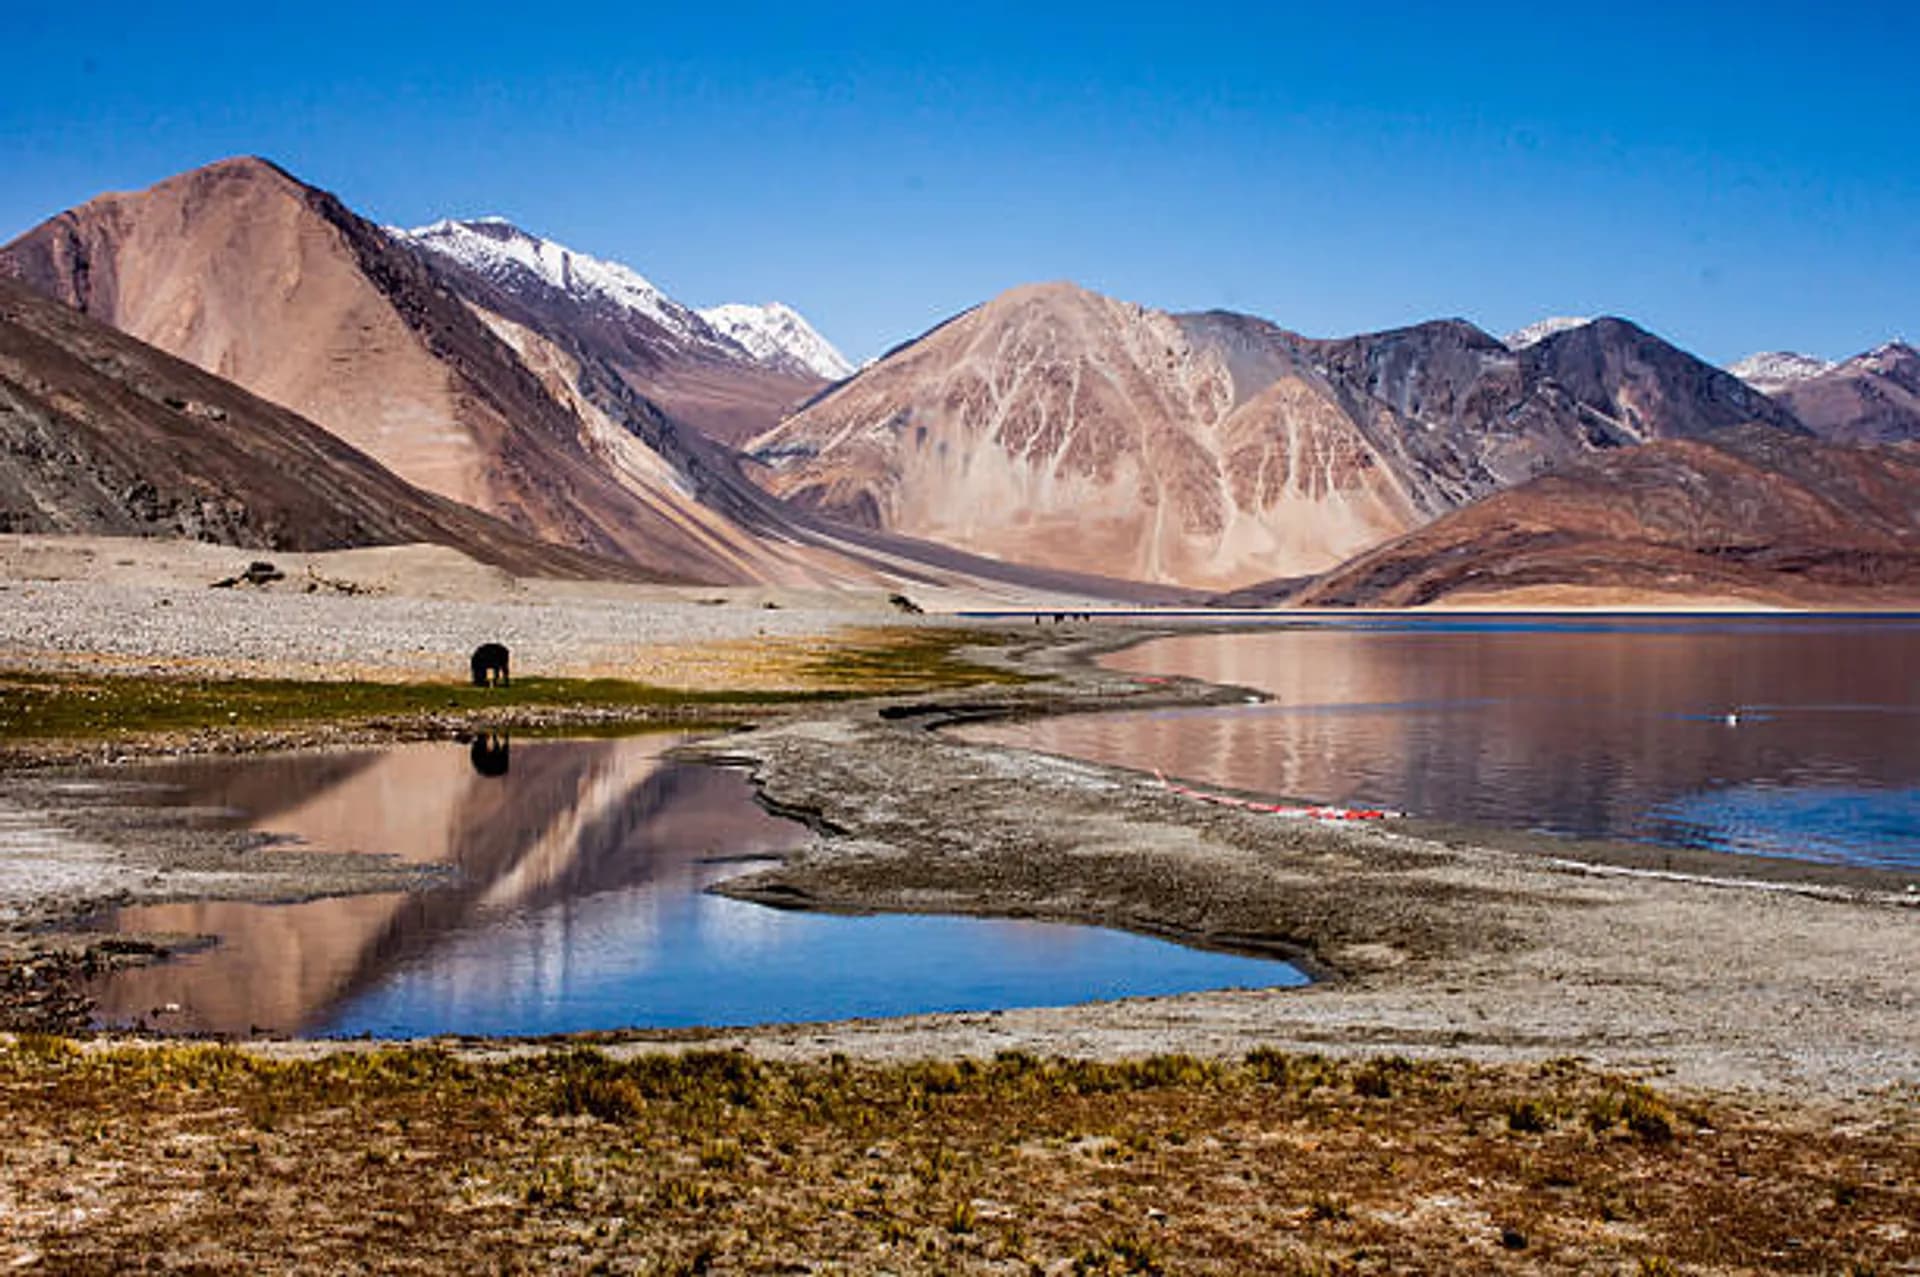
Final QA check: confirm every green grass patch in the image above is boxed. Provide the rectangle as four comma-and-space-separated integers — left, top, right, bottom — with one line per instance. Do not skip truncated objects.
0, 673, 806, 742
0, 629, 1021, 743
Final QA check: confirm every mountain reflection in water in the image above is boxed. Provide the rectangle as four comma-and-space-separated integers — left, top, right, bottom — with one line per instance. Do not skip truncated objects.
965, 619, 1920, 868
90, 735, 805, 1034
90, 736, 1296, 1036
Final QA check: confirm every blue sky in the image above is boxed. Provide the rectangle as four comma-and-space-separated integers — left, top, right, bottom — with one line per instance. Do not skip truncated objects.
4, 2, 1915, 365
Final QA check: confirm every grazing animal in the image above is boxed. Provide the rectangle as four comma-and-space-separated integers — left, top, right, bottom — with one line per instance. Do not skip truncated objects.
470, 642, 510, 688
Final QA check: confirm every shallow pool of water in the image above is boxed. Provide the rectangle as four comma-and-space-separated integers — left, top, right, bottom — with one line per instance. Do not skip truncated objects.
84, 735, 1299, 1036
966, 617, 1920, 869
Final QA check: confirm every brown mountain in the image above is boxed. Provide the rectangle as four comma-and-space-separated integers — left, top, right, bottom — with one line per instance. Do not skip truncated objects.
749, 286, 1804, 590
750, 283, 1475, 590
382, 220, 1189, 599
1294, 314, 1804, 469
1284, 427, 1920, 608
0, 157, 823, 584
0, 274, 640, 579
1772, 343, 1920, 444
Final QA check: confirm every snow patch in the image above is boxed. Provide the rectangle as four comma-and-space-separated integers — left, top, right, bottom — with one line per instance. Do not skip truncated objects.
1728, 350, 1836, 392
699, 301, 854, 380
396, 218, 711, 344
391, 219, 849, 378
1854, 340, 1918, 374
1504, 316, 1593, 350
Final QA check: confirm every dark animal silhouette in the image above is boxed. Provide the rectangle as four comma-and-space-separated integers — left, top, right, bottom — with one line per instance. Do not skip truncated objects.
470, 643, 510, 688
469, 733, 510, 777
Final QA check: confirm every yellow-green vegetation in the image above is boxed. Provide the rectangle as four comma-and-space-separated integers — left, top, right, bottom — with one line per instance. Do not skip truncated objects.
0, 672, 797, 741
2, 1039, 1912, 1273
797, 626, 1030, 692
0, 630, 1018, 745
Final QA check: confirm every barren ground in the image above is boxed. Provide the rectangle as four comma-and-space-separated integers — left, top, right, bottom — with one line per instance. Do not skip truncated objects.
0, 535, 1915, 1272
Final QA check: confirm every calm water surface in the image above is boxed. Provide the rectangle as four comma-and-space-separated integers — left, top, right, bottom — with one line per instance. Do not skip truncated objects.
968, 617, 1920, 868
87, 735, 1297, 1036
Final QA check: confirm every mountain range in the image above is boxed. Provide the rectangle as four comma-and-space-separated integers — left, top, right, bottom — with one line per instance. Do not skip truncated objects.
2, 155, 1915, 607
1286, 426, 1920, 607
751, 290, 1808, 589
0, 273, 634, 580
391, 216, 849, 443
1750, 343, 1920, 446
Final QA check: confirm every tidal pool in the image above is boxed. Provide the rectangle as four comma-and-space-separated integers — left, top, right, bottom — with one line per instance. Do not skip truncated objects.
85, 735, 1299, 1036
966, 616, 1920, 869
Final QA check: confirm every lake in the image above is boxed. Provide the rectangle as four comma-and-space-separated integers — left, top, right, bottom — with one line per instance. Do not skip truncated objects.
966, 616, 1920, 869
84, 734, 1299, 1037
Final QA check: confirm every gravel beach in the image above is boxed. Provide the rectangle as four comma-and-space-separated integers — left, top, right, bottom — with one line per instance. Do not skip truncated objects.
0, 536, 916, 684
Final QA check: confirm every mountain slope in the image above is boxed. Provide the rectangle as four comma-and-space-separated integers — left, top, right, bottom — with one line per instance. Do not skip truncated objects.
750, 286, 1805, 590
749, 282, 1465, 589
1307, 315, 1801, 448
0, 274, 640, 579
0, 157, 813, 583
1772, 342, 1920, 444
1287, 427, 1920, 607
699, 302, 852, 380
395, 218, 834, 445
1516, 317, 1805, 441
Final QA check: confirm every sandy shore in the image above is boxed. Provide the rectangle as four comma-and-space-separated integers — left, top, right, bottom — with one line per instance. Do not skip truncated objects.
2, 539, 1916, 1106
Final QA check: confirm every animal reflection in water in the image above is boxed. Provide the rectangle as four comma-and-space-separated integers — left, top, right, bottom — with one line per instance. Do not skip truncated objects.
470, 642, 510, 687
469, 733, 510, 777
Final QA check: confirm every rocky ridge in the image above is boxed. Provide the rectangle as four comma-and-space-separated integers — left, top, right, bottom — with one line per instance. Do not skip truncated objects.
751, 283, 1808, 590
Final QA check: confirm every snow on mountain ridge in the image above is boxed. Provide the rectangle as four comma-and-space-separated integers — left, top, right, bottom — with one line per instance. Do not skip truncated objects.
699, 302, 853, 380
1504, 316, 1592, 350
1856, 340, 1918, 373
1728, 350, 1836, 393
394, 219, 848, 380
397, 218, 712, 344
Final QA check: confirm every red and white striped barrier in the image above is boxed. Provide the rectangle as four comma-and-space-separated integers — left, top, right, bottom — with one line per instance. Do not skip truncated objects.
1153, 770, 1400, 821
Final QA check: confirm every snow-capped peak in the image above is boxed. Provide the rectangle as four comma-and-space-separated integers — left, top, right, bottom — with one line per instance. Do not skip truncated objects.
1727, 351, 1836, 393
395, 217, 704, 341
1853, 340, 1918, 374
698, 302, 854, 380
391, 219, 850, 379
1504, 316, 1593, 350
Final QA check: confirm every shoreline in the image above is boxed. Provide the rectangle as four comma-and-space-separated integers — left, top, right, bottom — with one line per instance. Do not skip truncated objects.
2, 620, 1917, 1103
643, 629, 1919, 1100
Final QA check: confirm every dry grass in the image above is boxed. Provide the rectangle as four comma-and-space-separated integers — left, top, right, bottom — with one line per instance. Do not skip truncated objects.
1, 1039, 1912, 1273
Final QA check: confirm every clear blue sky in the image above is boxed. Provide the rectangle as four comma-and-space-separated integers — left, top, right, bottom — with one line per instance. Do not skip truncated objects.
4, 2, 1915, 365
